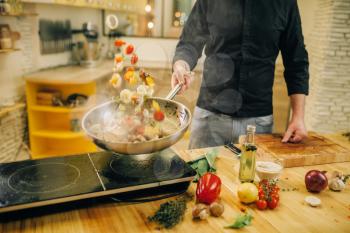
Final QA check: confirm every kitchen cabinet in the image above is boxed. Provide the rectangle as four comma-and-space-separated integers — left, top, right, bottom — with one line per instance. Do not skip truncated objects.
25, 80, 97, 158
24, 62, 113, 159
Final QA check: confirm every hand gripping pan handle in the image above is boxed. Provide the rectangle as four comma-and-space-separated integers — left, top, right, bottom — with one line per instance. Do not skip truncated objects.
165, 83, 183, 100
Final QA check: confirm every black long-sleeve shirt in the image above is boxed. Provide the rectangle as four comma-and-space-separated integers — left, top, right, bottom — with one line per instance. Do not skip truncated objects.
173, 0, 309, 117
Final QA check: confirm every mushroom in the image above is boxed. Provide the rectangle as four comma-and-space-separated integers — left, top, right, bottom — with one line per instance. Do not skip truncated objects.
209, 202, 224, 217
192, 204, 209, 220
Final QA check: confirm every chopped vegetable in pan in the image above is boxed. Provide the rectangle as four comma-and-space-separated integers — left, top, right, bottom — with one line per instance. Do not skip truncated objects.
90, 40, 179, 143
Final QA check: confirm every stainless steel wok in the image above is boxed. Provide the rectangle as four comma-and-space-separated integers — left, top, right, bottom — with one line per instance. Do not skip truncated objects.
82, 84, 192, 155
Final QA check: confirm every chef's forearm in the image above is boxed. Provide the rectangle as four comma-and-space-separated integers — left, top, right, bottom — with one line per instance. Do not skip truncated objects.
289, 94, 306, 121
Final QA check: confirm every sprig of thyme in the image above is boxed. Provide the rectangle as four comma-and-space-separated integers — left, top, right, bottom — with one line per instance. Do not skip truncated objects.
148, 196, 191, 229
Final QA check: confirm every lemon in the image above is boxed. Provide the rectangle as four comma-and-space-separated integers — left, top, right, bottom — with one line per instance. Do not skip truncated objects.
237, 182, 258, 204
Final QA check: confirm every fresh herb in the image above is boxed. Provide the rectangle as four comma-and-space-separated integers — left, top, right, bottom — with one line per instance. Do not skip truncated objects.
188, 149, 218, 182
148, 196, 188, 229
225, 213, 253, 229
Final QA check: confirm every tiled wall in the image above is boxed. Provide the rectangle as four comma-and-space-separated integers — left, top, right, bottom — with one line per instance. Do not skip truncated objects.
306, 0, 350, 133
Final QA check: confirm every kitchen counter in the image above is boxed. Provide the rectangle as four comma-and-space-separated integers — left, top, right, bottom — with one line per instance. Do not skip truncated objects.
24, 60, 203, 85
24, 61, 114, 84
1, 136, 350, 233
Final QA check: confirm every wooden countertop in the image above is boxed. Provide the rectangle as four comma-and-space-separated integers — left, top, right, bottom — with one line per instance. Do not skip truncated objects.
24, 61, 114, 84
1, 139, 350, 233
24, 60, 203, 85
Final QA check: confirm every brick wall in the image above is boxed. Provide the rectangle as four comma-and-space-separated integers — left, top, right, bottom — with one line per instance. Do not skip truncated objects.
306, 0, 350, 133
0, 105, 27, 163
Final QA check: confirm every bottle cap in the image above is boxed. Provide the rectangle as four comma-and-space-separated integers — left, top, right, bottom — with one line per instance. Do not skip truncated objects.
247, 125, 256, 132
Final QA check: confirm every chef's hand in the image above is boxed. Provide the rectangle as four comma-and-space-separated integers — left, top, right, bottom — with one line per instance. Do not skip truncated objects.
282, 118, 307, 143
171, 60, 193, 93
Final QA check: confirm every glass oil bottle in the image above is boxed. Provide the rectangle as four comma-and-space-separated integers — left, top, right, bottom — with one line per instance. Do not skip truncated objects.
239, 125, 257, 183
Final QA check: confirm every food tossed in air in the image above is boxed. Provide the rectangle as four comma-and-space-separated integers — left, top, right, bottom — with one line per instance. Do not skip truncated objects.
88, 40, 180, 144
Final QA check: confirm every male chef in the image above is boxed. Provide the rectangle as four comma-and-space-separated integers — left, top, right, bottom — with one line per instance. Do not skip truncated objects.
171, 0, 309, 149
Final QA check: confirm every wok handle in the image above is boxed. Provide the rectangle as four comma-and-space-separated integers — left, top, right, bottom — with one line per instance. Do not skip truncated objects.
165, 71, 195, 100
165, 83, 183, 100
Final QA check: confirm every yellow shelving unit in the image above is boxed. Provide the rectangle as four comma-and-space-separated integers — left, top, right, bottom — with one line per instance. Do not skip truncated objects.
29, 105, 88, 113
31, 130, 86, 139
0, 48, 21, 54
26, 79, 98, 159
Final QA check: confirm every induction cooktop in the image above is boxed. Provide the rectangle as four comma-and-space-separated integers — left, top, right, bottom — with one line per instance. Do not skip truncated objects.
0, 149, 195, 214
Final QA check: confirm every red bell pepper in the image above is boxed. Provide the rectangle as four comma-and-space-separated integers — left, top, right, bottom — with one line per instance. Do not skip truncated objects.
196, 173, 221, 204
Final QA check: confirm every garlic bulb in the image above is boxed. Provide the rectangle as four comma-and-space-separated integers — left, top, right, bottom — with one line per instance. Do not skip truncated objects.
329, 178, 345, 191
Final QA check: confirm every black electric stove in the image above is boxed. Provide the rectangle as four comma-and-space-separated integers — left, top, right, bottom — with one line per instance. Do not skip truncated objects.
0, 149, 195, 214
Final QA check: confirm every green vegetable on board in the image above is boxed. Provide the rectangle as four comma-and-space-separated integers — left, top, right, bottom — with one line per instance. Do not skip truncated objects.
225, 213, 253, 229
188, 148, 218, 182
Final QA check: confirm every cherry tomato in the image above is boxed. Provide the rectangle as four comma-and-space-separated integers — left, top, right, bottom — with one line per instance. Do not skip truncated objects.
258, 189, 265, 199
260, 179, 269, 185
114, 39, 125, 47
271, 193, 280, 202
153, 111, 165, 121
271, 188, 278, 194
115, 55, 123, 63
131, 54, 138, 65
256, 200, 267, 210
258, 188, 264, 195
259, 193, 265, 201
267, 198, 279, 209
125, 44, 134, 54
196, 173, 221, 204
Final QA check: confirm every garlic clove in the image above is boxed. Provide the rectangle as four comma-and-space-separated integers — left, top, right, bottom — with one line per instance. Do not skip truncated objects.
305, 196, 321, 207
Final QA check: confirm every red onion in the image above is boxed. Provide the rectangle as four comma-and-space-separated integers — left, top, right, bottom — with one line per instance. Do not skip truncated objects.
305, 170, 328, 193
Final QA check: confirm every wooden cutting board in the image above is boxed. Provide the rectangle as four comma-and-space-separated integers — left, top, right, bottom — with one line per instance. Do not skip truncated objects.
255, 132, 350, 168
